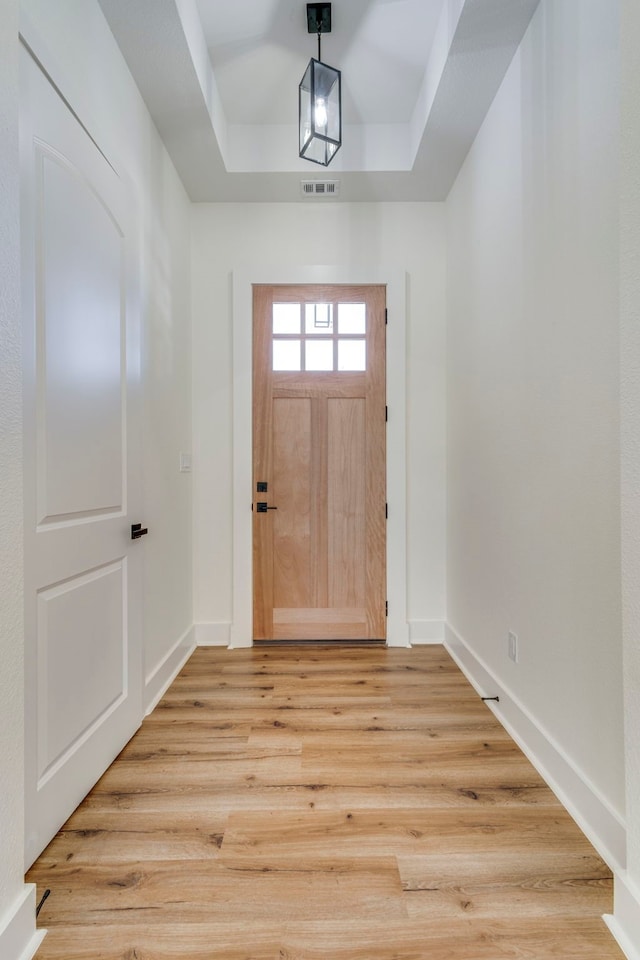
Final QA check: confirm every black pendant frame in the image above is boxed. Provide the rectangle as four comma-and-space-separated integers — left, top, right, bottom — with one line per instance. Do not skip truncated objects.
299, 58, 342, 166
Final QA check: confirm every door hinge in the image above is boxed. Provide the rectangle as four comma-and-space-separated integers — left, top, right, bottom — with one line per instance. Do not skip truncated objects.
385, 308, 388, 325
385, 600, 388, 617
385, 503, 388, 519
385, 405, 388, 422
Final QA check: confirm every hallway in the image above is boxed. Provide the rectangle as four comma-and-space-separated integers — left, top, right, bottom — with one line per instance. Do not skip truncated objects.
28, 646, 623, 959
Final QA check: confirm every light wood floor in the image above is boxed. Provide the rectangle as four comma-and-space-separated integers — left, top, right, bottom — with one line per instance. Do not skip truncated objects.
28, 645, 625, 959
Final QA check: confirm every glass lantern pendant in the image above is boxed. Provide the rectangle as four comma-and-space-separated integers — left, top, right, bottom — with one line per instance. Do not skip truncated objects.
299, 4, 342, 166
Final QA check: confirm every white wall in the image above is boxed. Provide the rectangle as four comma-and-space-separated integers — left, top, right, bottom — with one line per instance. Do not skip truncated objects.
0, 3, 38, 956
20, 0, 194, 712
618, 0, 640, 951
191, 202, 446, 641
140, 143, 193, 703
446, 0, 624, 853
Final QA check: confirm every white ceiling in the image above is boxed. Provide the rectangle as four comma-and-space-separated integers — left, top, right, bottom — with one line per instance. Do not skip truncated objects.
198, 0, 443, 125
97, 0, 541, 202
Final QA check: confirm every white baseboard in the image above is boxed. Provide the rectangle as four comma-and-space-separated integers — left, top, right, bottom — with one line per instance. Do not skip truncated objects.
144, 626, 196, 715
195, 622, 231, 647
605, 872, 640, 960
0, 885, 46, 960
444, 623, 627, 873
386, 615, 411, 648
409, 619, 445, 644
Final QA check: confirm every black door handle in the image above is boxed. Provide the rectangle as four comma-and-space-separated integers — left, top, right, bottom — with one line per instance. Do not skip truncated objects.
256, 502, 278, 513
131, 523, 148, 539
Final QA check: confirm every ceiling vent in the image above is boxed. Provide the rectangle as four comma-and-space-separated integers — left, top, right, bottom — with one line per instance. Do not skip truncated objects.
301, 179, 340, 198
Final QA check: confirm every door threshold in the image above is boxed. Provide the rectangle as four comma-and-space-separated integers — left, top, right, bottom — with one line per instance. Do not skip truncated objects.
255, 639, 387, 647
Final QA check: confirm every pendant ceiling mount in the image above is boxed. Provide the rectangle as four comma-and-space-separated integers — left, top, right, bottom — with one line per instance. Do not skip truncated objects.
306, 2, 332, 36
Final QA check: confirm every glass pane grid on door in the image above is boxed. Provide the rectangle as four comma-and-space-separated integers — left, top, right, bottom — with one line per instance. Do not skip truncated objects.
272, 302, 367, 372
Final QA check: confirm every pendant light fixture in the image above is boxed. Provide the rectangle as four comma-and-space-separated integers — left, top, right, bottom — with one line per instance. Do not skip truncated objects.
299, 3, 342, 166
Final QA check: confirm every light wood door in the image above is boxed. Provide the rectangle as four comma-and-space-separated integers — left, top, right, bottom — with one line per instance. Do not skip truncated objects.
253, 284, 386, 641
21, 49, 143, 865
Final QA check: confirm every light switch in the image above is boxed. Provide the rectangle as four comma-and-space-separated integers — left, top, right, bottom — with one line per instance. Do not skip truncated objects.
179, 453, 192, 473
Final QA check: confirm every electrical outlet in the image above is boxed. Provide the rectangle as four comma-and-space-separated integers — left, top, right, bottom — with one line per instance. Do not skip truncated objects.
508, 631, 518, 663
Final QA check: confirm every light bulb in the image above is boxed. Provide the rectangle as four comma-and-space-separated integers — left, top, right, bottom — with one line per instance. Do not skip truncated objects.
314, 97, 327, 129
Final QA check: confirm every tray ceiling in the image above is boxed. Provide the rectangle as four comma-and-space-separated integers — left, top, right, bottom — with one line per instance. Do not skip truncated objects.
97, 0, 541, 201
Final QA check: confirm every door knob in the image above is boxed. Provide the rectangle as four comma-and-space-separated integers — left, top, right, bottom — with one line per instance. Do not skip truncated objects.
256, 502, 278, 513
131, 523, 148, 539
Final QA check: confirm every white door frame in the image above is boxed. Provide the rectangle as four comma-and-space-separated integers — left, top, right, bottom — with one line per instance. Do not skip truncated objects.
231, 265, 409, 648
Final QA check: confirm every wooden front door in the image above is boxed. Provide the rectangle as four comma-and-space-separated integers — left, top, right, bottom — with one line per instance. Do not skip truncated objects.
253, 284, 386, 641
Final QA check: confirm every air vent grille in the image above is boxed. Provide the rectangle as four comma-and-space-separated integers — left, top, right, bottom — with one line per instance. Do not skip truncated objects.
301, 180, 340, 198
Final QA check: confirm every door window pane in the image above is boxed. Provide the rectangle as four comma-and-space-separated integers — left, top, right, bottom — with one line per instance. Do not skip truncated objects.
305, 303, 334, 334
273, 340, 301, 371
305, 339, 334, 371
338, 303, 366, 334
273, 303, 301, 334
338, 339, 366, 371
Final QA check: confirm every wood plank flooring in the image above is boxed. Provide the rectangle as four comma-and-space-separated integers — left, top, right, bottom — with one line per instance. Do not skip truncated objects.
27, 645, 625, 959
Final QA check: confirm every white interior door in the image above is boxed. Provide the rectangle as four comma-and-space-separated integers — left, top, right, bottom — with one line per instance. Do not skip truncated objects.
21, 48, 143, 866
